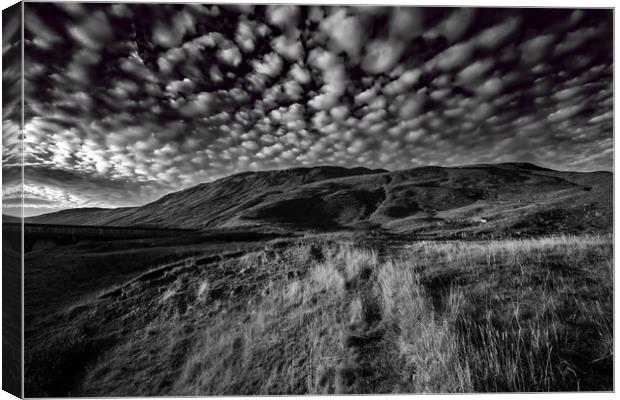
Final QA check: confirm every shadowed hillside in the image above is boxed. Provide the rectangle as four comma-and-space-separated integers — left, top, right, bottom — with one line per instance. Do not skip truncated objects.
27, 163, 612, 237
2, 214, 21, 223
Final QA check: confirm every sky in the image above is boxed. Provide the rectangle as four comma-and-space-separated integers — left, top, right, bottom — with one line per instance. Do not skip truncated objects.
2, 4, 613, 216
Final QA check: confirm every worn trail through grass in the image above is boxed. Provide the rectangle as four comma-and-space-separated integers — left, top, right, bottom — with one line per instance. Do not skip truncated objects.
25, 235, 613, 395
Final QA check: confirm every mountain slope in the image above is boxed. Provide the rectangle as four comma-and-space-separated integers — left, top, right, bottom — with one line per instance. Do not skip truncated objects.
27, 163, 612, 236
2, 214, 21, 223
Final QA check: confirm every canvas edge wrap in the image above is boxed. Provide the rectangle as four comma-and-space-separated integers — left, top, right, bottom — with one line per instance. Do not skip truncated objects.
2, 1, 24, 398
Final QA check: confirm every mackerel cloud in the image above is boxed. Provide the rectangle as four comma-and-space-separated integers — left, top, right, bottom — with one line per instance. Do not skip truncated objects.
13, 4, 613, 211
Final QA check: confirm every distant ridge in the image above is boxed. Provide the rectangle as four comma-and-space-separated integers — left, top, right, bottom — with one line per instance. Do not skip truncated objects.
27, 163, 612, 237
2, 214, 21, 223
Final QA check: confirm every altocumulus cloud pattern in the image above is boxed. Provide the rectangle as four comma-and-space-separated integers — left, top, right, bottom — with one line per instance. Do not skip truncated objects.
6, 4, 613, 214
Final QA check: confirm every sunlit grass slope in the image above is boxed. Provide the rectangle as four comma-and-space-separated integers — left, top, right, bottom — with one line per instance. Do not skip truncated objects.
25, 235, 612, 395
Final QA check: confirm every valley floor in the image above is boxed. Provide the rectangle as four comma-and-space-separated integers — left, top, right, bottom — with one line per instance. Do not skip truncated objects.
24, 234, 613, 395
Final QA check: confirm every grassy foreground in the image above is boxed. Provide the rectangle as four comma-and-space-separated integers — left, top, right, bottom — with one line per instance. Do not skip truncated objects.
25, 235, 612, 395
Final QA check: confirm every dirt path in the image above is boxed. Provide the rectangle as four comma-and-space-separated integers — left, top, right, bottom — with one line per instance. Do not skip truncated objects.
332, 241, 405, 394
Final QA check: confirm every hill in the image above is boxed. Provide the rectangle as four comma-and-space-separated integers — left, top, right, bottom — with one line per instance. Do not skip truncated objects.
2, 214, 21, 223
27, 163, 612, 237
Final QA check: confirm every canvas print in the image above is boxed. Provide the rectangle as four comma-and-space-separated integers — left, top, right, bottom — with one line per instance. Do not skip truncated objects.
2, 2, 24, 397
1, 2, 614, 397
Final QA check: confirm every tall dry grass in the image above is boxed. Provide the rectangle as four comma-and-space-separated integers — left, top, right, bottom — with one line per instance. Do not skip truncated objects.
32, 235, 611, 395
172, 242, 355, 395
174, 235, 611, 393
172, 235, 612, 393
384, 234, 613, 392
377, 260, 473, 392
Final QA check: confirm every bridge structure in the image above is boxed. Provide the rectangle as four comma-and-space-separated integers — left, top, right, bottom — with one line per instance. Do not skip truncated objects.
2, 222, 198, 252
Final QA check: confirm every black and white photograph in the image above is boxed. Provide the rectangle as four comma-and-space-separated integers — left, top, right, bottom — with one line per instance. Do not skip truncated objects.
1, 2, 614, 397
